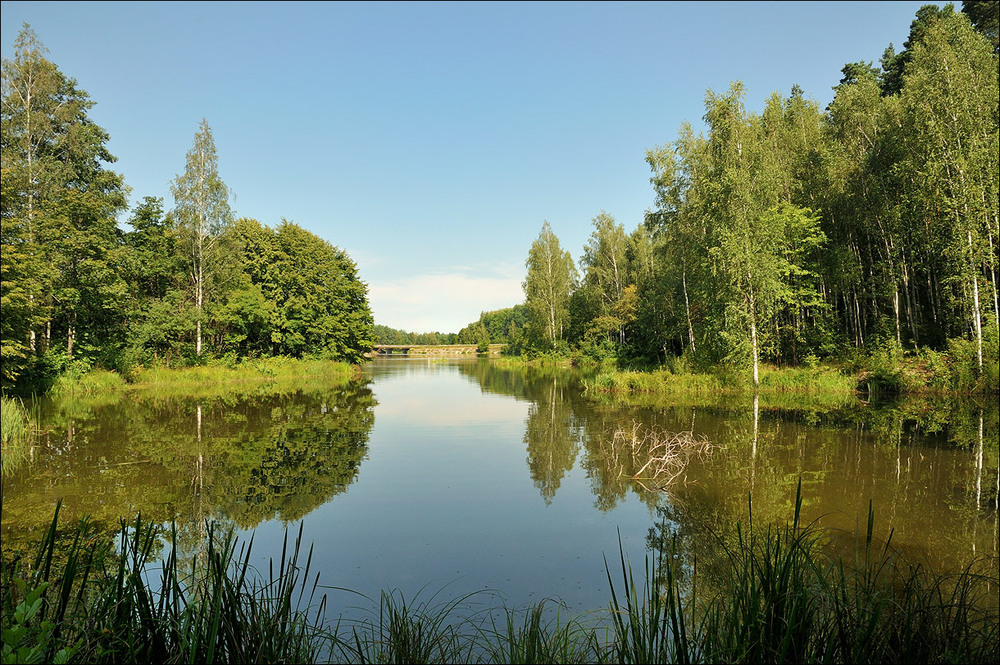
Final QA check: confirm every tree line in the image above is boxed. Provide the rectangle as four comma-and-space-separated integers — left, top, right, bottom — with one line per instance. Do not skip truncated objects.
517, 3, 998, 386
1, 25, 375, 392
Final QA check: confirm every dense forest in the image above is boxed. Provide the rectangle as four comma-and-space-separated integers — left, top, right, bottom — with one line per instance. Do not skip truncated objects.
512, 3, 998, 389
2, 3, 998, 395
1, 26, 375, 393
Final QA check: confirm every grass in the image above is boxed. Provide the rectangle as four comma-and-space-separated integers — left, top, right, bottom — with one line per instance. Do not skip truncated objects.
585, 364, 855, 396
3, 487, 997, 663
1, 502, 328, 664
583, 364, 860, 413
0, 396, 36, 476
491, 355, 574, 369
49, 368, 127, 397
42, 357, 360, 401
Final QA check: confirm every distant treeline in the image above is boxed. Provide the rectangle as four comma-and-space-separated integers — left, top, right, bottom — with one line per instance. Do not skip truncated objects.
1, 27, 374, 393
515, 3, 998, 389
373, 326, 458, 346
375, 305, 529, 347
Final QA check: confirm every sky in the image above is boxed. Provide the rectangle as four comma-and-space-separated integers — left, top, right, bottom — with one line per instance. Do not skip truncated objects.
1, 1, 931, 333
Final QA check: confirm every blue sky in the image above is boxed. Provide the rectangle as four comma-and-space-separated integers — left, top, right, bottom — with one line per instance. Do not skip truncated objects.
2, 1, 929, 333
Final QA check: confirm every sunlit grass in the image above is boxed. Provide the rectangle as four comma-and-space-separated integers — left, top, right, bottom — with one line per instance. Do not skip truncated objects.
44, 358, 360, 403
0, 396, 35, 476
49, 368, 127, 396
584, 364, 858, 411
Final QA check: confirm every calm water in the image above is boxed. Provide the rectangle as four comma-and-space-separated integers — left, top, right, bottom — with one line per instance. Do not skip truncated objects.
2, 357, 997, 618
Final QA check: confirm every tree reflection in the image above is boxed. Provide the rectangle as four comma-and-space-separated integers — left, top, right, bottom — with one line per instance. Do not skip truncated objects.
0, 377, 376, 557
523, 377, 580, 504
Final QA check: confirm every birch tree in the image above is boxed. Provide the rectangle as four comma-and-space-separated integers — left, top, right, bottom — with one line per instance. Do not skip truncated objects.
171, 119, 233, 356
899, 10, 999, 370
523, 222, 576, 348
2, 24, 127, 364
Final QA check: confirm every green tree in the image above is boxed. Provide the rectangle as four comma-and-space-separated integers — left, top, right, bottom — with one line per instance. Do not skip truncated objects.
2, 24, 128, 368
898, 8, 999, 370
171, 119, 234, 357
645, 122, 712, 356
1, 25, 60, 359
580, 212, 631, 347
523, 222, 577, 349
962, 0, 999, 53
228, 218, 374, 362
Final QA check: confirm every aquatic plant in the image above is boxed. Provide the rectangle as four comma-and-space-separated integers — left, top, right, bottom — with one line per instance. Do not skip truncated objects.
2, 489, 996, 663
0, 396, 35, 475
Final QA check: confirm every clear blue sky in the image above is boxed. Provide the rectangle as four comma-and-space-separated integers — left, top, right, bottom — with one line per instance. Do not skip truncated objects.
2, 1, 930, 333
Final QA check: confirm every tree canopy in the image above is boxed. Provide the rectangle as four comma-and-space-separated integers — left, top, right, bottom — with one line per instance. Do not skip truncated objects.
1, 25, 375, 391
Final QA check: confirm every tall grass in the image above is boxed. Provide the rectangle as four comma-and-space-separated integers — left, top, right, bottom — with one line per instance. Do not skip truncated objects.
3, 490, 997, 663
1, 503, 328, 664
49, 368, 127, 396
585, 365, 856, 399
131, 357, 356, 389
0, 396, 35, 475
607, 481, 999, 664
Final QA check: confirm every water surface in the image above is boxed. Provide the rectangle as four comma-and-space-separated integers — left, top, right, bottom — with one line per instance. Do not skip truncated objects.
2, 357, 996, 618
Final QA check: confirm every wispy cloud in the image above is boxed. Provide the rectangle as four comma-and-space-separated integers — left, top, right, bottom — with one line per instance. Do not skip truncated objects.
369, 267, 524, 333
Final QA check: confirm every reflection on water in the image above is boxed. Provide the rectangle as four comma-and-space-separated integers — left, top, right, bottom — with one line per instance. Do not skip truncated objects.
457, 360, 999, 573
2, 358, 996, 614
2, 378, 376, 552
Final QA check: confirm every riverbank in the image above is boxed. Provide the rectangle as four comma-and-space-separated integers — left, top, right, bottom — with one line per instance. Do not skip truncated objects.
46, 357, 360, 398
581, 345, 998, 401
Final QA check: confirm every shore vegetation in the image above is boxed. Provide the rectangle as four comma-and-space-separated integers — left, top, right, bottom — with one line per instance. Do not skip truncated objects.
3, 486, 996, 664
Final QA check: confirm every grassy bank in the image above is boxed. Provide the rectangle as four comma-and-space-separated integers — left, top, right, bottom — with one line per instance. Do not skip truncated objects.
45, 357, 360, 399
491, 354, 575, 369
584, 364, 858, 402
3, 488, 996, 664
584, 345, 999, 404
0, 396, 36, 476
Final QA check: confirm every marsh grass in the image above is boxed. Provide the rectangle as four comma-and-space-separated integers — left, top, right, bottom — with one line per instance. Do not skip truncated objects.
0, 396, 36, 475
132, 358, 356, 389
38, 358, 359, 401
585, 365, 855, 398
3, 488, 997, 663
49, 368, 126, 397
478, 602, 604, 664
332, 586, 481, 664
608, 482, 999, 665
1, 503, 329, 664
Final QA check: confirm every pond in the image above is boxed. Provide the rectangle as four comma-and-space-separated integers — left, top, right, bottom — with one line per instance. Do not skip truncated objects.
2, 357, 997, 620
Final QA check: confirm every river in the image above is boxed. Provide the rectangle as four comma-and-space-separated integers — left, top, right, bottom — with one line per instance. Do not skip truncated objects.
2, 357, 996, 621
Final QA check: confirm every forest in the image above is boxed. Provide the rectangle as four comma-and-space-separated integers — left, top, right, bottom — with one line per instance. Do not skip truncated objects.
510, 3, 998, 391
0, 28, 376, 393
2, 3, 998, 396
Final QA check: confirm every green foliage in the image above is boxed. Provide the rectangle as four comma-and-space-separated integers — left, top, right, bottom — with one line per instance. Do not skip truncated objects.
457, 305, 528, 346
223, 218, 374, 362
523, 222, 577, 350
0, 396, 35, 476
373, 325, 458, 346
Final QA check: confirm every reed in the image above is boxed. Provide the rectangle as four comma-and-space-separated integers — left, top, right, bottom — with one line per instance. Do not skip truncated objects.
608, 482, 1000, 665
478, 602, 603, 665
3, 490, 997, 663
0, 396, 35, 475
0, 503, 329, 664
333, 586, 478, 664
49, 368, 127, 396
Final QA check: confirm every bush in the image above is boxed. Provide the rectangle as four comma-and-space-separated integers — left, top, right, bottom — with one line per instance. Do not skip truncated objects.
861, 338, 908, 397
